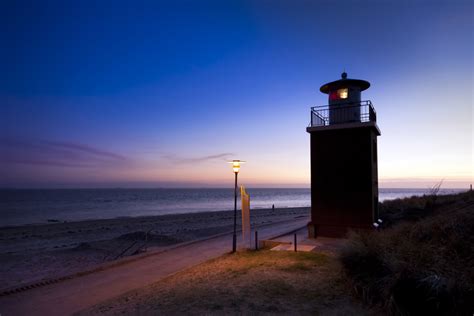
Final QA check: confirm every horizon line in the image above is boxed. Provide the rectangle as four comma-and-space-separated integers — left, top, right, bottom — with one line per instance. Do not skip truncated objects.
0, 186, 470, 190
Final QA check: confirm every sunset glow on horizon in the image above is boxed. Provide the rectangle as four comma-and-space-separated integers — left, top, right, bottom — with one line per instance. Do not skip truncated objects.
1, 1, 472, 189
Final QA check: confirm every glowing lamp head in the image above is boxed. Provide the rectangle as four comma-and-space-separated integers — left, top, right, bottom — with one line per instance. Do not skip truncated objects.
228, 160, 245, 173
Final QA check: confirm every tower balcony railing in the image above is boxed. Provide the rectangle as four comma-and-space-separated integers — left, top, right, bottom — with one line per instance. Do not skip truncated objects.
310, 100, 376, 127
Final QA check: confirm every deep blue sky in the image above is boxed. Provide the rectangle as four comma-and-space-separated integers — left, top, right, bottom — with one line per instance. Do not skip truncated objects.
1, 0, 472, 188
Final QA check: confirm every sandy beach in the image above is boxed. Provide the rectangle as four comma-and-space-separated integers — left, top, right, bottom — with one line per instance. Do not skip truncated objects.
0, 207, 309, 291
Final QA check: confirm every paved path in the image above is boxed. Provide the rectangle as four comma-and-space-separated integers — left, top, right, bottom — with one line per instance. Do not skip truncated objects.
270, 227, 347, 254
0, 218, 308, 316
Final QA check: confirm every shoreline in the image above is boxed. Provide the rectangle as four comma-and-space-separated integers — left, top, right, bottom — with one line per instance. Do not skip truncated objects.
0, 205, 310, 229
0, 206, 310, 290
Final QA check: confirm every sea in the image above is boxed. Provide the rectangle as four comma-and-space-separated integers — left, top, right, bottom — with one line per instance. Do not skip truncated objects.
0, 188, 466, 227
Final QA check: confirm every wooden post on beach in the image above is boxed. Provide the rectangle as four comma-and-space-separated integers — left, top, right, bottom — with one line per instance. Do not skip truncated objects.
294, 233, 297, 252
255, 231, 258, 250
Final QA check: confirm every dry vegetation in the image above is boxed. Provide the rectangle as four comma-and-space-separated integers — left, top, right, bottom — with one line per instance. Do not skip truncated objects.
341, 190, 474, 315
79, 250, 378, 315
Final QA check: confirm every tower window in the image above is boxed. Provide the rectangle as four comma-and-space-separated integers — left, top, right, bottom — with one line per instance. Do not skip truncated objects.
339, 88, 348, 99
329, 88, 348, 100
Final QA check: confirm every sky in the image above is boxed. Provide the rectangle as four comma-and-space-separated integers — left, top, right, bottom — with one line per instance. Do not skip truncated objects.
1, 0, 473, 189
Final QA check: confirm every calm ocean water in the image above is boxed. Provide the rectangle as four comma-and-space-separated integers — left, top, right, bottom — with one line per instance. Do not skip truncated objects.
0, 188, 466, 227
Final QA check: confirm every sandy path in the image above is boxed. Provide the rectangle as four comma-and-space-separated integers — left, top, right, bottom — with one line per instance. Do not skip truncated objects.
0, 218, 308, 316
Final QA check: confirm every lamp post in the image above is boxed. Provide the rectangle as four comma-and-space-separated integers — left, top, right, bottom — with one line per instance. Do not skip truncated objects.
229, 160, 244, 253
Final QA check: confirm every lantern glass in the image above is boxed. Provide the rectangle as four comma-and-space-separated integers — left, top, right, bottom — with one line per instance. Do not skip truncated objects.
232, 161, 241, 173
338, 88, 348, 99
228, 160, 245, 173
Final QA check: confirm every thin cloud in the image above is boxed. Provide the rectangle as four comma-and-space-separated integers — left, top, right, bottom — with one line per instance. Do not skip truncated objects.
0, 138, 129, 168
42, 141, 127, 161
162, 153, 234, 164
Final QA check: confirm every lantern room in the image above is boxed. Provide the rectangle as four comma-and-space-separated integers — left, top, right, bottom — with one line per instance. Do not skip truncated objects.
319, 72, 371, 124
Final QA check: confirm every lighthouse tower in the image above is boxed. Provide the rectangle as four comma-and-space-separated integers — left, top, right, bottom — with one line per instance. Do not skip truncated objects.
307, 72, 381, 238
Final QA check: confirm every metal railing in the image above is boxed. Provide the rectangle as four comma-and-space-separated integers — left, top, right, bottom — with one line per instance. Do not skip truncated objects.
310, 100, 376, 127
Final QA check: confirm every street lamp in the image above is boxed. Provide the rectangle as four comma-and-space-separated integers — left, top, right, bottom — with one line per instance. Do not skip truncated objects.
228, 159, 245, 253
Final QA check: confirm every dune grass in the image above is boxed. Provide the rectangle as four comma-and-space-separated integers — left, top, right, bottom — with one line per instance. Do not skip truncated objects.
341, 190, 474, 315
